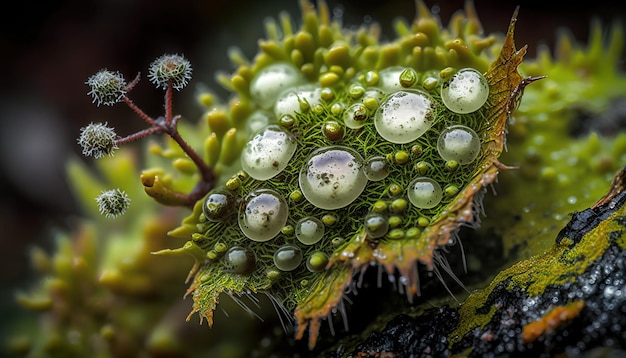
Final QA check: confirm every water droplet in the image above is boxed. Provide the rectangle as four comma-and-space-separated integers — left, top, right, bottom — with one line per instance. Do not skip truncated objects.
299, 146, 367, 210
306, 251, 329, 272
377, 66, 406, 93
407, 177, 443, 209
246, 110, 271, 133
202, 188, 239, 222
364, 213, 389, 239
238, 189, 289, 242
274, 85, 322, 118
343, 103, 368, 129
223, 246, 256, 274
363, 156, 389, 181
374, 89, 436, 144
437, 125, 481, 164
273, 245, 303, 271
295, 216, 325, 245
440, 68, 489, 114
241, 125, 297, 180
250, 63, 305, 109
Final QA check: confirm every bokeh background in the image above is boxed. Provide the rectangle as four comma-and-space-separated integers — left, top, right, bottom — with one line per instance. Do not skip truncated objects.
1, 0, 624, 347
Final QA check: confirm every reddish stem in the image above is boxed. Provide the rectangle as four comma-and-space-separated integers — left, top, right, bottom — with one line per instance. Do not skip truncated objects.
122, 96, 158, 126
165, 81, 173, 124
116, 126, 164, 146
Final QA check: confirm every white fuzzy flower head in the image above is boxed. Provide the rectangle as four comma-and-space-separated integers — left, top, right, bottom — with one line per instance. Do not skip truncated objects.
148, 54, 193, 91
77, 122, 118, 159
86, 69, 127, 106
96, 189, 131, 218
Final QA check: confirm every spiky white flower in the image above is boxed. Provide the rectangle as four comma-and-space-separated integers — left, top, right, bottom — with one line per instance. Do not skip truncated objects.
86, 69, 127, 106
148, 54, 193, 91
95, 189, 131, 218
77, 122, 118, 159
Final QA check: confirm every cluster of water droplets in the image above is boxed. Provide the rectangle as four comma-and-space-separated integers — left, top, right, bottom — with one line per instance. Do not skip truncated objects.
200, 62, 490, 275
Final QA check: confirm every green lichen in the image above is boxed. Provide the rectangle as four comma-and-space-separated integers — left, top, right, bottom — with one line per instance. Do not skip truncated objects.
7, 0, 626, 356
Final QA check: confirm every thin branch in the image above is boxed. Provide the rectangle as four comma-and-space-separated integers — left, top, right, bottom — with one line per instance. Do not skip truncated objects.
122, 96, 158, 126
165, 81, 173, 124
116, 126, 165, 146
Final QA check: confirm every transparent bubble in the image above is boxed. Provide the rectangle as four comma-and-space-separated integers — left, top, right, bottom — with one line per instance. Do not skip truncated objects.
238, 189, 289, 242
343, 103, 368, 129
299, 146, 367, 210
250, 63, 305, 109
306, 251, 329, 272
374, 89, 436, 144
363, 156, 389, 181
364, 213, 389, 239
407, 177, 443, 209
437, 125, 481, 164
246, 110, 272, 134
273, 245, 303, 271
241, 125, 297, 180
275, 85, 322, 118
362, 88, 386, 104
295, 216, 325, 245
223, 246, 256, 274
377, 66, 406, 93
202, 188, 238, 222
440, 68, 489, 114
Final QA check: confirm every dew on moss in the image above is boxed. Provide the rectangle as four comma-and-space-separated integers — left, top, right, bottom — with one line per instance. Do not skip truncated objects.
364, 213, 390, 239
407, 177, 443, 209
238, 188, 289, 242
241, 124, 297, 180
299, 146, 367, 210
202, 188, 238, 222
295, 216, 325, 245
374, 89, 436, 144
440, 68, 489, 114
275, 85, 322, 118
249, 63, 306, 109
273, 245, 303, 271
377, 66, 406, 93
223, 246, 256, 274
437, 125, 481, 164
363, 156, 389, 181
306, 251, 329, 272
343, 103, 369, 129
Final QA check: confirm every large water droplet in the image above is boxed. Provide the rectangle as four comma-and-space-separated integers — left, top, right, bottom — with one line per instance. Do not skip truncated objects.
407, 177, 442, 209
295, 216, 325, 245
437, 125, 481, 164
273, 245, 303, 271
241, 125, 297, 180
238, 189, 289, 242
250, 63, 305, 109
374, 89, 436, 144
299, 146, 367, 210
441, 68, 489, 114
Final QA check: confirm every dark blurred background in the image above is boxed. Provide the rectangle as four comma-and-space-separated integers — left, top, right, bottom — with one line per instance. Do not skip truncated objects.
0, 0, 624, 341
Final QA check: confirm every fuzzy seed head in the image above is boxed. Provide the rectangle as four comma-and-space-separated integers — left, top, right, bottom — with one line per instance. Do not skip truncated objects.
78, 122, 118, 158
86, 70, 127, 106
96, 189, 131, 218
148, 54, 193, 90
